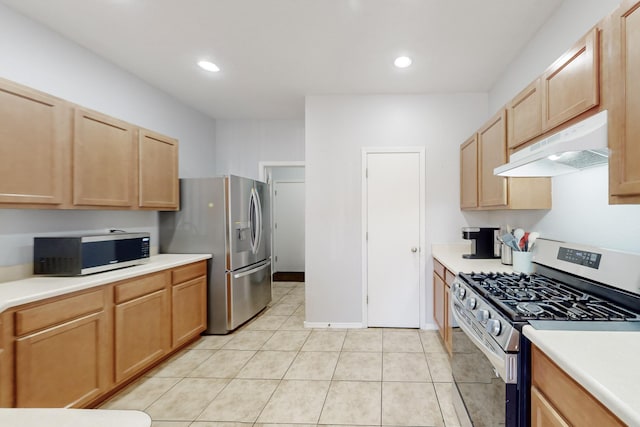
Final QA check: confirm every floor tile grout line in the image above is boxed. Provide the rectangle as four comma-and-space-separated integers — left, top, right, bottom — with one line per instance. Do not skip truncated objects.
253, 301, 308, 425
106, 282, 454, 426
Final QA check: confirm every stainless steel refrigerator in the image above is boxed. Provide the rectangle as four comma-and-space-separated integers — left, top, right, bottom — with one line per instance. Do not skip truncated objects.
159, 176, 271, 334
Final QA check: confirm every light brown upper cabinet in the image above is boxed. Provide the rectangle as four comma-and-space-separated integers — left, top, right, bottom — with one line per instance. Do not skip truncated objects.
73, 108, 137, 207
0, 77, 180, 211
0, 79, 70, 206
507, 78, 543, 149
460, 110, 551, 211
138, 129, 179, 210
479, 110, 508, 207
606, 0, 640, 204
460, 134, 478, 209
542, 28, 600, 131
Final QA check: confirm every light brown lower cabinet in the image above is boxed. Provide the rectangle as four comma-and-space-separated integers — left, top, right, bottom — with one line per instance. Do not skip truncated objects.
15, 311, 110, 408
172, 277, 207, 348
433, 258, 453, 355
531, 386, 570, 427
531, 344, 624, 426
0, 312, 12, 407
171, 261, 208, 347
114, 272, 171, 383
0, 260, 207, 408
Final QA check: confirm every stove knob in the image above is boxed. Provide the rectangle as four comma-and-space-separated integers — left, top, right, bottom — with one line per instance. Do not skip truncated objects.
486, 319, 502, 336
456, 288, 466, 300
475, 309, 490, 323
465, 297, 477, 310
452, 282, 460, 292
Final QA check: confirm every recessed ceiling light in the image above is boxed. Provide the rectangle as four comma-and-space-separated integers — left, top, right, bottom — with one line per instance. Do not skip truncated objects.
198, 60, 220, 72
394, 56, 412, 68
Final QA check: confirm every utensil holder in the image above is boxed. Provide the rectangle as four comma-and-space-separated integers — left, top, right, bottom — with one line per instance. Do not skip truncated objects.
512, 251, 534, 274
501, 244, 513, 265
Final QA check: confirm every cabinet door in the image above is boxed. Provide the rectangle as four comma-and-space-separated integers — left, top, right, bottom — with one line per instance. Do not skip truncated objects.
532, 345, 625, 426
0, 313, 8, 407
114, 289, 170, 383
608, 0, 640, 201
73, 108, 136, 207
444, 284, 452, 355
478, 110, 508, 207
460, 134, 478, 209
531, 386, 570, 427
433, 273, 445, 340
138, 129, 179, 209
542, 28, 599, 131
0, 79, 70, 205
172, 277, 207, 348
15, 312, 109, 408
508, 78, 542, 149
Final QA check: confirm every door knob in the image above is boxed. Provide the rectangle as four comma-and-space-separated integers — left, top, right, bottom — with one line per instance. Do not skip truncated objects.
411, 247, 418, 253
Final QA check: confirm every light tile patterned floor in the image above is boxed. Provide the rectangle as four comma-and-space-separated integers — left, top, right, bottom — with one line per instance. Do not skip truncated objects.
100, 282, 461, 427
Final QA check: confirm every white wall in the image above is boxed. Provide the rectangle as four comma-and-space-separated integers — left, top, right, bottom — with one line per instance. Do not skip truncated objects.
305, 94, 489, 325
216, 119, 305, 180
0, 3, 217, 280
487, 0, 640, 254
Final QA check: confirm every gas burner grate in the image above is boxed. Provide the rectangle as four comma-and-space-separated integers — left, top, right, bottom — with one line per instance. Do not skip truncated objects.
459, 271, 640, 322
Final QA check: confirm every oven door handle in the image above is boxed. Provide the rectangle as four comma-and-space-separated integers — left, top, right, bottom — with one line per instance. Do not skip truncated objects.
450, 300, 517, 384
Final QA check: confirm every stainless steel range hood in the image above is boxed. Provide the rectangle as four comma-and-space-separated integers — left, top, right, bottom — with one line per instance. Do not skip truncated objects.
494, 110, 608, 177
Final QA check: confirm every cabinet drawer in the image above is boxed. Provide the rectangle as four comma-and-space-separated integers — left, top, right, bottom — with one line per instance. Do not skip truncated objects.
433, 259, 445, 280
15, 289, 105, 336
172, 261, 207, 285
114, 271, 167, 304
445, 270, 456, 286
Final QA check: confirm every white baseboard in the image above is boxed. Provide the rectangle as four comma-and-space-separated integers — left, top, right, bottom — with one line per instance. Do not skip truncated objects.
421, 323, 438, 331
303, 321, 364, 329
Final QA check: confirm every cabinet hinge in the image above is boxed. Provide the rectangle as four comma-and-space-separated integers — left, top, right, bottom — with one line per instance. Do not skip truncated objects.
366, 231, 368, 241
366, 168, 368, 178
275, 256, 278, 262
366, 295, 369, 304
275, 223, 278, 229
275, 190, 277, 196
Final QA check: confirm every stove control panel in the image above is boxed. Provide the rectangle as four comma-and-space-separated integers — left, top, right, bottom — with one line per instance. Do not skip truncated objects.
451, 277, 520, 352
558, 247, 602, 269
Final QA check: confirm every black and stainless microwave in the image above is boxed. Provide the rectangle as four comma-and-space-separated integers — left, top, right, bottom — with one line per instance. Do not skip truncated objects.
34, 232, 150, 276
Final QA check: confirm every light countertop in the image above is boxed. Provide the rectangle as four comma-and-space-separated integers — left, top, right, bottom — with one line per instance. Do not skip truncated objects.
0, 254, 211, 313
523, 325, 640, 426
0, 409, 151, 427
432, 243, 514, 274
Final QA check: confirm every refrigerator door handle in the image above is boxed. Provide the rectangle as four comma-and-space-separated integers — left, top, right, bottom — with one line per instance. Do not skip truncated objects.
233, 259, 271, 279
254, 186, 263, 254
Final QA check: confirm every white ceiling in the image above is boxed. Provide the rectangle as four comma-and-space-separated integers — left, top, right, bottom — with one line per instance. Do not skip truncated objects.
1, 0, 563, 119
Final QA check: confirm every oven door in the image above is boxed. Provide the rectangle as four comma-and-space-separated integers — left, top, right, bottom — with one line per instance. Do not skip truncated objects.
450, 298, 518, 427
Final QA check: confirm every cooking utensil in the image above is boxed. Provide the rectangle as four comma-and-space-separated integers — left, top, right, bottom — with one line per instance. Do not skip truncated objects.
501, 233, 521, 252
513, 228, 524, 243
522, 231, 530, 251
528, 232, 540, 252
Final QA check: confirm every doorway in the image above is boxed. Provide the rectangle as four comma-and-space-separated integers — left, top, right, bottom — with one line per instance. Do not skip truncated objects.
362, 148, 425, 328
259, 161, 305, 281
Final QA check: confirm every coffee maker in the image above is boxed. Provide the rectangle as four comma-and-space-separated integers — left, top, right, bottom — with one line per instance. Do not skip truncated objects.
462, 227, 501, 259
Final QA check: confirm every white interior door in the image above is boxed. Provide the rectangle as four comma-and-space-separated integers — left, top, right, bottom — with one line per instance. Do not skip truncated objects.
366, 151, 421, 327
273, 180, 305, 272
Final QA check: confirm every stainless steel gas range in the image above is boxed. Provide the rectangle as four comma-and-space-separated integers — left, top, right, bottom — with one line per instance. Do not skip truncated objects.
450, 238, 640, 427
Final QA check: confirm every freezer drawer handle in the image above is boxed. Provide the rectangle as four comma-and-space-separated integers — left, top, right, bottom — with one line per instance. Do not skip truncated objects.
233, 260, 271, 279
